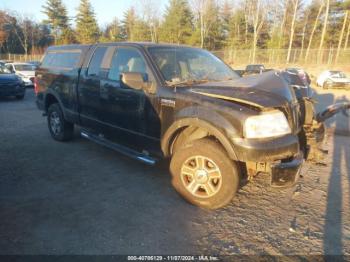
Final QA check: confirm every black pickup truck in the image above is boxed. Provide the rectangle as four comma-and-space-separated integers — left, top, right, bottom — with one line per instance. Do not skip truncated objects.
35, 43, 347, 209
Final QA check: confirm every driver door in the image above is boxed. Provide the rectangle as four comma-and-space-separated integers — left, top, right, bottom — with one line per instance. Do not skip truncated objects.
99, 46, 150, 133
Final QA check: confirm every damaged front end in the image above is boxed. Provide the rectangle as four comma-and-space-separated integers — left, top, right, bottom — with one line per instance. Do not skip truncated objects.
243, 72, 350, 188
303, 100, 350, 163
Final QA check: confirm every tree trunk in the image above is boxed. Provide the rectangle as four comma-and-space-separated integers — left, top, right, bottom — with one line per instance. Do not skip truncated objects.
299, 8, 309, 61
335, 11, 348, 64
200, 11, 204, 48
278, 0, 289, 49
305, 3, 323, 62
286, 0, 299, 63
252, 0, 263, 63
318, 0, 330, 64
344, 10, 350, 50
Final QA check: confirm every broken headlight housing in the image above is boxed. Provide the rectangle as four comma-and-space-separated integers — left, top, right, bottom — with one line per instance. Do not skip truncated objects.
244, 110, 291, 138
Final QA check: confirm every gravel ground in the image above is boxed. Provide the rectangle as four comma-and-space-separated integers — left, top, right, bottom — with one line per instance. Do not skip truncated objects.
0, 88, 349, 256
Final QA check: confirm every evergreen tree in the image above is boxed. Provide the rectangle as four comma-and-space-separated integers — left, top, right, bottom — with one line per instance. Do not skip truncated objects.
100, 18, 123, 42
42, 0, 70, 44
121, 7, 136, 41
159, 0, 193, 44
121, 7, 151, 42
76, 0, 100, 44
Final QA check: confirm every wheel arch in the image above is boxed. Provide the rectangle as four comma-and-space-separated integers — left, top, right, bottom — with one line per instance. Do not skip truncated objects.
44, 90, 66, 118
161, 117, 239, 161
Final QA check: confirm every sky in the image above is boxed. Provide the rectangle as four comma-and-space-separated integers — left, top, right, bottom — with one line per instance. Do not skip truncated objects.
1, 0, 168, 27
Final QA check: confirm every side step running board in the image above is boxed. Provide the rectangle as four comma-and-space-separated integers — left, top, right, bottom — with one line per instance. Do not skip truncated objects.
80, 130, 157, 165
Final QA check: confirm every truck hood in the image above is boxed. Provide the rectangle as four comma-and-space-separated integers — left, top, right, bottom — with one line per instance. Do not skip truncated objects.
185, 71, 295, 109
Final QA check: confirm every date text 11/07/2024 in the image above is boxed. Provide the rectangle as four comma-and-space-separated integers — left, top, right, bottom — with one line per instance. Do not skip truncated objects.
127, 255, 219, 261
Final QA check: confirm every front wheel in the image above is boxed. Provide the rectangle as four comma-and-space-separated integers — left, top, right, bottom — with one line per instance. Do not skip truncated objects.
170, 138, 240, 209
47, 103, 74, 141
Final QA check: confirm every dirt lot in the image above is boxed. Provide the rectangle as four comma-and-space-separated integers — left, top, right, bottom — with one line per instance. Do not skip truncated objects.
0, 88, 349, 256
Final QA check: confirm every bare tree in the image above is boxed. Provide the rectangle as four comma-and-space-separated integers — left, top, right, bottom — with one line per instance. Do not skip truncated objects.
244, 0, 252, 46
286, 0, 300, 63
305, 2, 324, 62
278, 0, 289, 49
3, 11, 35, 56
299, 16, 308, 60
250, 0, 265, 63
335, 11, 348, 63
191, 0, 217, 48
318, 0, 330, 63
344, 10, 350, 50
138, 0, 160, 42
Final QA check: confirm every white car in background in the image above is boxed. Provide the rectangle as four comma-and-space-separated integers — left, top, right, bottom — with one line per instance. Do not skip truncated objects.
316, 70, 350, 90
5, 62, 35, 87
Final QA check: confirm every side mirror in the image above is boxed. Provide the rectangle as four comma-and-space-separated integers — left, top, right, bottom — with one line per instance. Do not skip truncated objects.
121, 72, 146, 90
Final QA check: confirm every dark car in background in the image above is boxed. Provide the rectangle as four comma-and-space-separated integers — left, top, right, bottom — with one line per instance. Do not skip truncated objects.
0, 64, 25, 100
235, 64, 273, 76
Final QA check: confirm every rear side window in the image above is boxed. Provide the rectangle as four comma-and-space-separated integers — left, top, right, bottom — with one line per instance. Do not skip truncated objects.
41, 50, 81, 69
88, 47, 107, 77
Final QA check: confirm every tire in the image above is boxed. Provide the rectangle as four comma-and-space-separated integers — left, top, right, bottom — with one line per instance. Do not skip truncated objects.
15, 94, 24, 100
170, 138, 240, 209
47, 103, 74, 141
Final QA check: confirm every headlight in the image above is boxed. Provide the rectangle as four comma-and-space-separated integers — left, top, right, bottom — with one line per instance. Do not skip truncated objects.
244, 110, 291, 138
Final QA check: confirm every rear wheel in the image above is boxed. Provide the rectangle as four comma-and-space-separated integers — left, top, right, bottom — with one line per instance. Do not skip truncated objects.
47, 103, 74, 141
170, 138, 240, 209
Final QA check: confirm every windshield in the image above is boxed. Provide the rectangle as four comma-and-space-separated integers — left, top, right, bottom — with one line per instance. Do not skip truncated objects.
14, 64, 35, 71
148, 47, 239, 86
0, 64, 11, 74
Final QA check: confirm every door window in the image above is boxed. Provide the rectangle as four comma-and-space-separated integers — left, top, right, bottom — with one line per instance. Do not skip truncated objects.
108, 47, 148, 82
88, 47, 107, 77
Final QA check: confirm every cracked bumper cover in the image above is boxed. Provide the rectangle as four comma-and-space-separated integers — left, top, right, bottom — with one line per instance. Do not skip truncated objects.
270, 153, 304, 187
232, 134, 303, 187
232, 134, 300, 162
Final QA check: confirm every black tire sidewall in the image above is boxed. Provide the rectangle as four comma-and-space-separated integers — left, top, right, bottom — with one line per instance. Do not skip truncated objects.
47, 103, 71, 141
170, 138, 239, 209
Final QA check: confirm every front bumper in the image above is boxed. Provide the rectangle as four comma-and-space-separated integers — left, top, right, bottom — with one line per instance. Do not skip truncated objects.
232, 134, 299, 163
22, 78, 34, 86
0, 85, 25, 97
270, 153, 304, 187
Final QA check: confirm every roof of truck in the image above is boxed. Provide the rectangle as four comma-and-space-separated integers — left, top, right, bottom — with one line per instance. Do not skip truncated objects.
46, 42, 198, 52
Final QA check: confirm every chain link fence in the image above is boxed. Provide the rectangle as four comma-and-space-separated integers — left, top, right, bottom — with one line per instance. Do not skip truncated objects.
0, 53, 43, 62
1, 48, 349, 67
212, 48, 350, 67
